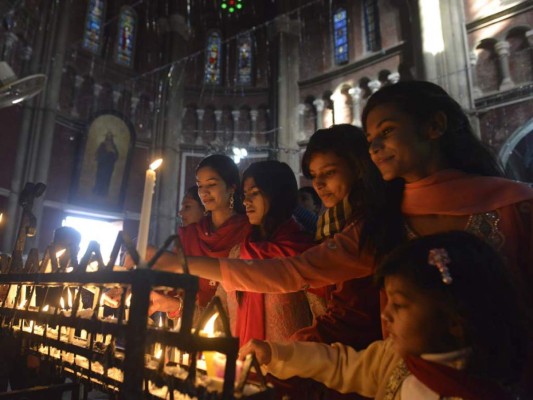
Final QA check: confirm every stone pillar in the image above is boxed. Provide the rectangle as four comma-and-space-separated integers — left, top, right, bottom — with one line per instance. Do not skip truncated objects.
93, 83, 102, 109
214, 110, 223, 144
368, 79, 381, 94
417, 0, 475, 110
231, 110, 240, 144
154, 10, 190, 245
270, 15, 301, 174
495, 41, 515, 91
195, 109, 205, 145
27, 0, 72, 249
526, 30, 533, 47
469, 52, 482, 98
388, 72, 400, 84
71, 75, 84, 117
348, 87, 363, 127
250, 109, 258, 146
313, 99, 325, 130
297, 103, 307, 140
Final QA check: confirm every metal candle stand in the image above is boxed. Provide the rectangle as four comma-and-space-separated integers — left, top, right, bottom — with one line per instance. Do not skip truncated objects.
0, 230, 273, 400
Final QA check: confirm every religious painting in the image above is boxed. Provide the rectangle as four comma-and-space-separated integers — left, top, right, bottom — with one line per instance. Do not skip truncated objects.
71, 112, 135, 211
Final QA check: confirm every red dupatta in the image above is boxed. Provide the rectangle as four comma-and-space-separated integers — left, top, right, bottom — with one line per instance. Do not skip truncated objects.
404, 355, 512, 400
179, 214, 250, 306
235, 218, 314, 346
402, 169, 533, 216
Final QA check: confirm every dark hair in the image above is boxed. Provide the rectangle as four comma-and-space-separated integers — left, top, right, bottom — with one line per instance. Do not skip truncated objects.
375, 231, 527, 385
242, 160, 298, 240
184, 185, 203, 209
302, 124, 405, 258
196, 154, 244, 214
298, 186, 321, 211
362, 81, 504, 177
53, 226, 81, 249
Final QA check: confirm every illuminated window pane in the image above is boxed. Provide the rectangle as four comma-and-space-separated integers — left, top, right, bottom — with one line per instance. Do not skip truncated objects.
83, 0, 105, 54
333, 8, 348, 65
116, 7, 137, 67
363, 0, 381, 52
237, 34, 253, 85
204, 31, 222, 85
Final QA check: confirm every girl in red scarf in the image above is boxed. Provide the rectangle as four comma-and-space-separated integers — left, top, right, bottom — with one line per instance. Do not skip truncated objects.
225, 160, 314, 347
240, 231, 528, 399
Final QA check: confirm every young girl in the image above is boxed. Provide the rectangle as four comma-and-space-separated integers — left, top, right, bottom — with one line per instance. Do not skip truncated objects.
178, 185, 205, 227
240, 231, 527, 400
223, 160, 314, 346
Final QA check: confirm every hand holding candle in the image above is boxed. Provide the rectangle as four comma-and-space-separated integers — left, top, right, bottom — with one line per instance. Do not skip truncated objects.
136, 158, 163, 262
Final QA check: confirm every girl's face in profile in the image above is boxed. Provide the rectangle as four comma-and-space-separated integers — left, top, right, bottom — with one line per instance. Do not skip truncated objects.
365, 104, 437, 183
308, 151, 354, 209
381, 275, 459, 357
179, 194, 204, 226
242, 177, 270, 226
196, 167, 234, 213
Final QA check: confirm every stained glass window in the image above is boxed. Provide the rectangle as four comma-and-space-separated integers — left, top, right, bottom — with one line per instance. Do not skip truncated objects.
83, 0, 105, 54
237, 34, 253, 85
116, 7, 137, 67
363, 0, 381, 52
204, 31, 222, 85
333, 8, 348, 65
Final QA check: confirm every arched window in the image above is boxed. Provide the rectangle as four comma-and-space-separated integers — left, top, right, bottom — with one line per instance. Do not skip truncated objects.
363, 0, 381, 52
115, 6, 137, 67
237, 33, 253, 85
204, 31, 223, 85
333, 8, 349, 65
83, 0, 105, 54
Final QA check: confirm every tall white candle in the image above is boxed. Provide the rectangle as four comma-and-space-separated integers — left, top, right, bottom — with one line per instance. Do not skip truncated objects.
136, 159, 163, 262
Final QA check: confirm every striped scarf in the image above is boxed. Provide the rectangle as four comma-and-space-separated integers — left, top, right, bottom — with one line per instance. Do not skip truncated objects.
315, 196, 352, 241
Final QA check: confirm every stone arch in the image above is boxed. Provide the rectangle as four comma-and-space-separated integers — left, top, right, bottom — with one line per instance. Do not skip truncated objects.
505, 26, 533, 85
498, 119, 533, 183
332, 83, 353, 125
475, 38, 500, 94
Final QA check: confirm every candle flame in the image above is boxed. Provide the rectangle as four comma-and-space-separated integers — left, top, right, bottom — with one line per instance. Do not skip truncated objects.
202, 312, 219, 337
67, 288, 73, 308
100, 294, 105, 306
43, 304, 49, 312
158, 316, 163, 328
149, 158, 163, 171
55, 249, 66, 258
125, 293, 132, 308
0, 213, 3, 223
18, 299, 27, 309
155, 348, 162, 359
60, 297, 65, 309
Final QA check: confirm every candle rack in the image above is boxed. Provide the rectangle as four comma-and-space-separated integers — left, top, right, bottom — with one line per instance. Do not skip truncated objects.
0, 231, 274, 400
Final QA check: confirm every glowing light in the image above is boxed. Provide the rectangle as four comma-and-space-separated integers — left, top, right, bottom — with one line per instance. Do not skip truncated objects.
202, 312, 219, 337
149, 158, 163, 171
126, 293, 132, 308
420, 0, 444, 55
232, 147, 247, 164
56, 249, 66, 258
18, 299, 27, 309
67, 289, 73, 309
0, 213, 3, 223
43, 304, 50, 312
154, 348, 162, 359
60, 297, 65, 310
158, 315, 163, 328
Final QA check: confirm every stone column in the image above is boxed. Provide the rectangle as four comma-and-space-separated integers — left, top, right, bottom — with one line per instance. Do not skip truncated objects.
249, 109, 258, 146
28, 0, 72, 249
348, 87, 362, 127
495, 41, 515, 91
195, 109, 205, 145
154, 8, 190, 245
388, 72, 400, 84
270, 15, 301, 174
469, 52, 482, 98
297, 103, 306, 140
71, 75, 84, 117
214, 110, 223, 144
231, 110, 240, 144
313, 99, 325, 130
368, 79, 381, 94
93, 83, 102, 110
417, 0, 475, 110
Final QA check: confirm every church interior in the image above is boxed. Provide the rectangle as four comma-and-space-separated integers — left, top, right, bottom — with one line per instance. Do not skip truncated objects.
0, 0, 531, 398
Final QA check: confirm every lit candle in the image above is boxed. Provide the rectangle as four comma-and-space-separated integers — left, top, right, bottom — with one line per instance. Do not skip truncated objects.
125, 293, 131, 321
200, 313, 219, 377
136, 158, 163, 261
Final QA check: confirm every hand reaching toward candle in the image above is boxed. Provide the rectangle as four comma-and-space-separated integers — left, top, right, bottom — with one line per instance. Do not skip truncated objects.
148, 291, 183, 317
239, 339, 272, 365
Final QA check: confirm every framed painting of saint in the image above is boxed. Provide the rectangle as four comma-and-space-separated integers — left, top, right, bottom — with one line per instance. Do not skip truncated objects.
71, 112, 135, 211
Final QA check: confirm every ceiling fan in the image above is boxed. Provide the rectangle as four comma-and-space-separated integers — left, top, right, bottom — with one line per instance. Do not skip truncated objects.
0, 61, 46, 109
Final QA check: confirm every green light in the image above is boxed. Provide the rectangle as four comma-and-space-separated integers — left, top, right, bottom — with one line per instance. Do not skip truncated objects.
229, 6, 234, 12
236, 3, 242, 9
221, 3, 227, 8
